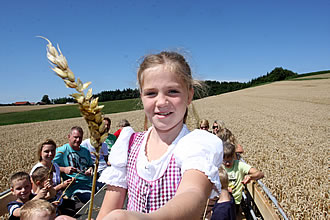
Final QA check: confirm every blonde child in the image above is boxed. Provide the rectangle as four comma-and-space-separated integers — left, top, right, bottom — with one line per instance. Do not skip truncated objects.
7, 172, 50, 220
97, 51, 223, 220
31, 166, 57, 201
222, 142, 264, 214
217, 127, 244, 159
20, 199, 56, 220
211, 166, 235, 220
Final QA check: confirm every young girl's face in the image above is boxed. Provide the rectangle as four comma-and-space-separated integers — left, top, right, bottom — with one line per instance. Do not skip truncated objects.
141, 65, 193, 132
41, 144, 56, 162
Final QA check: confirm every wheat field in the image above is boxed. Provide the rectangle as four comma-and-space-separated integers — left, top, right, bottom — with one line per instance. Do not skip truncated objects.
0, 75, 329, 219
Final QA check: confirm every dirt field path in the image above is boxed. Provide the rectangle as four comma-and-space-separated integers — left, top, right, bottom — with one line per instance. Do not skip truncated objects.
0, 76, 329, 219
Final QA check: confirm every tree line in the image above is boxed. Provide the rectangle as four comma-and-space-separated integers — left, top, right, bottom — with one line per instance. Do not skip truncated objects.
50, 67, 298, 104
0, 67, 306, 106
3, 67, 326, 106
197, 67, 298, 99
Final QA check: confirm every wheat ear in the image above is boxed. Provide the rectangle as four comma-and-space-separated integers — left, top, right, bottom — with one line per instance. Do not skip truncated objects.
40, 36, 107, 220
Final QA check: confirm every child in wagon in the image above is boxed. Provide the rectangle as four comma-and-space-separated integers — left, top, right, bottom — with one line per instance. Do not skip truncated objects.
96, 51, 224, 220
7, 172, 52, 220
31, 167, 57, 202
222, 141, 264, 215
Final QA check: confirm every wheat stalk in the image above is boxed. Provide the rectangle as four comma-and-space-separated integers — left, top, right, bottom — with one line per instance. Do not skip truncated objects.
56, 172, 81, 203
46, 161, 53, 180
39, 36, 107, 220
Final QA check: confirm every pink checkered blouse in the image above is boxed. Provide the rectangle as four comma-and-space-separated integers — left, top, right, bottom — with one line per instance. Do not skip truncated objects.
126, 132, 182, 213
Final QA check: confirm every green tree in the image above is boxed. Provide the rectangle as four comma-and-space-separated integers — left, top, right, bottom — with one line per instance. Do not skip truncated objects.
41, 95, 51, 104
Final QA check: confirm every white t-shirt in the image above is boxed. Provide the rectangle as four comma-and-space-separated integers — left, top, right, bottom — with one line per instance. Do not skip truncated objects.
99, 125, 223, 197
81, 138, 109, 172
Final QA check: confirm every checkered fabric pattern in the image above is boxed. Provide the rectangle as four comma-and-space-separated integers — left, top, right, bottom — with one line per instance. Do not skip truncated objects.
126, 132, 182, 213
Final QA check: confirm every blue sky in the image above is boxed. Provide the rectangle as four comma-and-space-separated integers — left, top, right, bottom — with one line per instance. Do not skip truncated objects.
0, 0, 329, 104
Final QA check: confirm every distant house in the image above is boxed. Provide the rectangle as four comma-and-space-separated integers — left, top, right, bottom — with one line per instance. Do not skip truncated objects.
14, 101, 31, 106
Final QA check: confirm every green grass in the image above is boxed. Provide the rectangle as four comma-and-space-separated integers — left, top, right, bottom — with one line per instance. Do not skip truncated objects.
298, 70, 330, 77
0, 98, 143, 126
288, 71, 330, 81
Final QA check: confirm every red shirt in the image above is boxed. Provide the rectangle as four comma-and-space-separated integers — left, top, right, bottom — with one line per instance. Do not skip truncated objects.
114, 128, 122, 138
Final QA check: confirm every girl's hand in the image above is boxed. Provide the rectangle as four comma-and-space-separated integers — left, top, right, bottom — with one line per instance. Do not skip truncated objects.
36, 187, 48, 199
44, 179, 52, 189
241, 174, 252, 184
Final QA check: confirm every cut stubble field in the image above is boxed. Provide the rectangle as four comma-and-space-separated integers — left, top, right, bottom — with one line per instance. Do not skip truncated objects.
0, 75, 329, 219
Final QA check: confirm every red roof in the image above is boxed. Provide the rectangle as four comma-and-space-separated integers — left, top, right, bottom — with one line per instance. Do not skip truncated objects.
14, 101, 30, 105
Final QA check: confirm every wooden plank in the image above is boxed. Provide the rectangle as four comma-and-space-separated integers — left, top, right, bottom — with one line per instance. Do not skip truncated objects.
76, 185, 107, 219
0, 190, 16, 216
246, 181, 280, 220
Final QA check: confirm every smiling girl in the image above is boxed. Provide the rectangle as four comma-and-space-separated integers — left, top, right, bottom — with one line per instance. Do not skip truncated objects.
30, 139, 73, 213
97, 51, 223, 220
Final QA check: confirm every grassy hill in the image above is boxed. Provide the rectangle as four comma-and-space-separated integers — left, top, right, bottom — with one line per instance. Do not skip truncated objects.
0, 98, 142, 126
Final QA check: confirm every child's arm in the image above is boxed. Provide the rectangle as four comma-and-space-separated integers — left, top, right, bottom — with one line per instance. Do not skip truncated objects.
12, 208, 21, 217
101, 170, 212, 220
33, 180, 56, 200
45, 186, 57, 200
43, 179, 57, 200
242, 167, 264, 184
9, 205, 21, 217
54, 178, 73, 192
34, 187, 48, 199
96, 185, 127, 220
150, 169, 212, 220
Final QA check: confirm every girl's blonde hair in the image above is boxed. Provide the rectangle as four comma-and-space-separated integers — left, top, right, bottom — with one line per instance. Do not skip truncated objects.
213, 120, 226, 130
137, 51, 199, 92
36, 139, 57, 162
216, 128, 237, 146
137, 51, 203, 127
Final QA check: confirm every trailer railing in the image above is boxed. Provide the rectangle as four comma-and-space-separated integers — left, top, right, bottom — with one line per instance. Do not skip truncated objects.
241, 158, 289, 220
